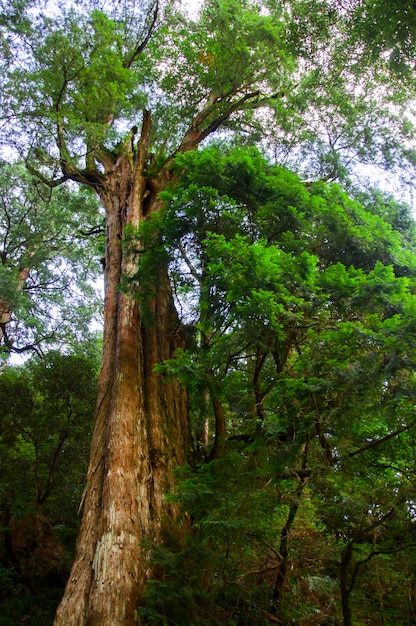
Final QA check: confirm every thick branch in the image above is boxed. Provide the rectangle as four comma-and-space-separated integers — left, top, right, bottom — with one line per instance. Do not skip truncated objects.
27, 157, 103, 190
92, 145, 118, 171
174, 89, 285, 156
196, 90, 259, 146
55, 123, 103, 187
137, 111, 152, 165
198, 89, 286, 141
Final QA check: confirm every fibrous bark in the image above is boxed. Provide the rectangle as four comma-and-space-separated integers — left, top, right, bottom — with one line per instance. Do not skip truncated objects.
54, 116, 192, 626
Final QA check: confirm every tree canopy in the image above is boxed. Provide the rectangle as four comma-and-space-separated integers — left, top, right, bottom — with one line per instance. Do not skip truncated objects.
1, 0, 415, 187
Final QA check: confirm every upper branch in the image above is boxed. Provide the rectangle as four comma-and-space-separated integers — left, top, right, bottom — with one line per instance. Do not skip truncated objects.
175, 88, 285, 155
26, 123, 104, 190
0, 322, 47, 357
123, 0, 159, 69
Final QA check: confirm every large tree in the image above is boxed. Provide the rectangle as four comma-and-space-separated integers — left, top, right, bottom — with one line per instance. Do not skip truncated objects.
0, 0, 415, 624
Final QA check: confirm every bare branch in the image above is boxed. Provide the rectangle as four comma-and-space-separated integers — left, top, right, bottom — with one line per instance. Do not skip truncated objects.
348, 421, 416, 458
123, 0, 159, 69
178, 242, 202, 284
0, 322, 48, 356
38, 434, 68, 505
237, 564, 280, 581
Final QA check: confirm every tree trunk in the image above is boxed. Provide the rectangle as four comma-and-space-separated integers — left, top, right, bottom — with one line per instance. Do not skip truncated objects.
340, 543, 354, 626
271, 497, 299, 611
53, 125, 192, 626
208, 393, 227, 460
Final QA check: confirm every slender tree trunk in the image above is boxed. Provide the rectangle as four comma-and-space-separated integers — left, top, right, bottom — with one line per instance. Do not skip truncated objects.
54, 124, 192, 626
340, 543, 354, 626
208, 393, 227, 460
271, 464, 308, 614
0, 490, 13, 566
271, 497, 300, 611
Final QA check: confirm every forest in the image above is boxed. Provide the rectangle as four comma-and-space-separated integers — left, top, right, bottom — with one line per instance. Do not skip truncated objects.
1, 1, 416, 625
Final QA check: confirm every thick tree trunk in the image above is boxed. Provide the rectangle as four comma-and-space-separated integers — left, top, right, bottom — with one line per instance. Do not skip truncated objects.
54, 129, 192, 625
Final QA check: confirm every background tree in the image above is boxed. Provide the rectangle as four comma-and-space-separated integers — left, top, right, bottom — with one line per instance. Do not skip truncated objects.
0, 346, 99, 625
0, 160, 102, 358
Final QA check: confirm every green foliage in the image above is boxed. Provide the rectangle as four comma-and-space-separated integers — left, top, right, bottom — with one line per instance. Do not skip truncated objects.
166, 0, 292, 98
0, 345, 99, 624
0, 348, 98, 511
140, 454, 286, 625
0, 347, 98, 521
1, 0, 415, 189
0, 160, 102, 357
33, 8, 140, 143
0, 585, 64, 626
139, 146, 416, 624
348, 0, 416, 78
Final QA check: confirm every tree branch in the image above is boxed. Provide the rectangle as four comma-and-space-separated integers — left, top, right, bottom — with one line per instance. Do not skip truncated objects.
0, 322, 47, 356
174, 88, 286, 156
237, 564, 280, 581
178, 242, 202, 284
38, 433, 68, 505
123, 0, 159, 69
92, 144, 118, 171
197, 89, 262, 144
348, 421, 416, 458
79, 225, 105, 237
349, 539, 416, 594
25, 161, 69, 188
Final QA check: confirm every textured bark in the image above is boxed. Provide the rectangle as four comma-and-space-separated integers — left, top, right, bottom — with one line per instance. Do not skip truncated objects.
54, 121, 192, 626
